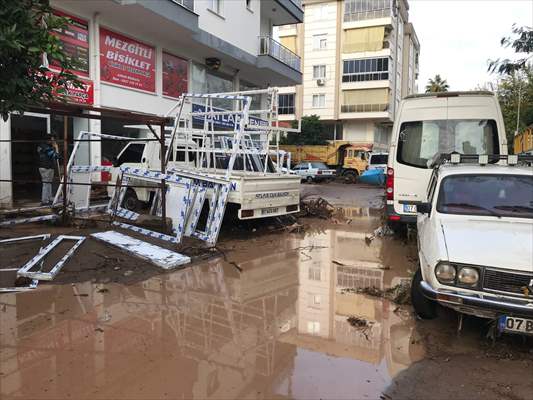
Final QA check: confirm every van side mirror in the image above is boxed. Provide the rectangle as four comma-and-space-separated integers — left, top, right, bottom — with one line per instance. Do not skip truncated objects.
112, 156, 120, 167
417, 202, 431, 214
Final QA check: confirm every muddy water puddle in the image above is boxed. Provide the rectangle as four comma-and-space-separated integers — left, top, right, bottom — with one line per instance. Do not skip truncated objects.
0, 208, 424, 399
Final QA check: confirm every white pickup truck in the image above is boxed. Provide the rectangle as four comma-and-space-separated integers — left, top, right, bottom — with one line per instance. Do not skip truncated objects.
110, 140, 301, 220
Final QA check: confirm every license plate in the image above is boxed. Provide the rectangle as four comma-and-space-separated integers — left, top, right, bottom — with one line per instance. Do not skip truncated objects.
403, 204, 417, 213
498, 316, 533, 335
261, 207, 279, 215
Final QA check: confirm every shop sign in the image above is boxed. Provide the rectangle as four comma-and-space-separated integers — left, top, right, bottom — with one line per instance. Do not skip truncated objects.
50, 10, 90, 77
46, 71, 94, 105
99, 28, 156, 92
162, 52, 188, 98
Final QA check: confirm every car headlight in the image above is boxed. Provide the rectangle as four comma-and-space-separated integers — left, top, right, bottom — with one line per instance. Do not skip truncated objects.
435, 263, 456, 284
457, 267, 479, 286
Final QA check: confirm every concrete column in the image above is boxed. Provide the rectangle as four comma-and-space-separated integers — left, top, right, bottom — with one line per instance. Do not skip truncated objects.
0, 117, 12, 207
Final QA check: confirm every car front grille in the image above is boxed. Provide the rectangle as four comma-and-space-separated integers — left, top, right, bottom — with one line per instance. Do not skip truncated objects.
483, 269, 533, 296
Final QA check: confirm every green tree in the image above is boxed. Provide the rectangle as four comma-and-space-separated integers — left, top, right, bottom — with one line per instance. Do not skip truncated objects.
281, 115, 328, 145
494, 68, 533, 152
425, 74, 449, 93
0, 0, 82, 121
489, 24, 532, 75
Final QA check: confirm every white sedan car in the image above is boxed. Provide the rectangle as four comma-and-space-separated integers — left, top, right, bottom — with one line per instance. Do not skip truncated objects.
292, 162, 336, 183
411, 163, 533, 335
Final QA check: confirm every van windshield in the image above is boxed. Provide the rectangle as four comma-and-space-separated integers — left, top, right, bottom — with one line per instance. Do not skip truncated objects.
397, 119, 499, 168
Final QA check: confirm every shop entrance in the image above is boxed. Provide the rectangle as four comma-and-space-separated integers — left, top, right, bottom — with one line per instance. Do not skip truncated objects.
11, 114, 51, 205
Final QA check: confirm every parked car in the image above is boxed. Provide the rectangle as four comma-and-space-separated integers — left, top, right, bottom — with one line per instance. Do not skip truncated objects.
293, 162, 336, 183
411, 158, 533, 336
386, 91, 508, 232
368, 152, 388, 171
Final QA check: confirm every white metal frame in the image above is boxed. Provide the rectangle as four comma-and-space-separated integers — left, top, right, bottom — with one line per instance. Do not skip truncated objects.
17, 235, 85, 281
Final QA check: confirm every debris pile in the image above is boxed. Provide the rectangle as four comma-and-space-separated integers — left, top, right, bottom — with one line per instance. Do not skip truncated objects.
299, 197, 335, 219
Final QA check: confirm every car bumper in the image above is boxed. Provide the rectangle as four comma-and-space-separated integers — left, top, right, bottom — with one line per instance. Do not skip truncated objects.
420, 280, 533, 318
386, 204, 417, 224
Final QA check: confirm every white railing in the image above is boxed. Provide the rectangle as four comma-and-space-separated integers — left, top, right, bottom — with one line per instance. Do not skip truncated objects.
259, 36, 301, 72
170, 0, 194, 12
341, 103, 389, 113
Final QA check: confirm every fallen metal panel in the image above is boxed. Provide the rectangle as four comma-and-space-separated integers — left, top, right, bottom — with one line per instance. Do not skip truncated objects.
112, 221, 178, 243
17, 235, 86, 281
0, 214, 58, 227
184, 185, 207, 236
91, 231, 190, 269
165, 179, 194, 242
0, 234, 51, 244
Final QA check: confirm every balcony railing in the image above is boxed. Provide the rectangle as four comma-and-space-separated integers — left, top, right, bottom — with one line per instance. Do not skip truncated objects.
341, 104, 389, 113
259, 36, 301, 72
170, 0, 194, 12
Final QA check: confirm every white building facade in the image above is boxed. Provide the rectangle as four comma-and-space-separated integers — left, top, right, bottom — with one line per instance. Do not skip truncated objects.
0, 0, 304, 207
276, 0, 419, 151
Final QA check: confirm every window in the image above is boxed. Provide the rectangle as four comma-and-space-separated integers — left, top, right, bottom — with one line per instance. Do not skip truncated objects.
370, 154, 388, 165
116, 143, 144, 165
318, 4, 328, 18
279, 93, 295, 115
341, 88, 389, 112
307, 321, 320, 335
313, 65, 326, 79
312, 94, 325, 108
344, 27, 385, 53
308, 266, 321, 280
437, 175, 533, 219
343, 57, 389, 83
308, 293, 322, 308
313, 34, 327, 50
208, 0, 222, 15
397, 119, 499, 169
344, 0, 392, 22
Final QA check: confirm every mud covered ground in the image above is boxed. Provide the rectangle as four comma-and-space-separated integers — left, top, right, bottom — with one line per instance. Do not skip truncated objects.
1, 183, 531, 400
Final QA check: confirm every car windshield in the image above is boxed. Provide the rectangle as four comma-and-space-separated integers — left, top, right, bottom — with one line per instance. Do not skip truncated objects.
397, 119, 499, 168
311, 162, 328, 169
437, 174, 533, 219
370, 154, 388, 164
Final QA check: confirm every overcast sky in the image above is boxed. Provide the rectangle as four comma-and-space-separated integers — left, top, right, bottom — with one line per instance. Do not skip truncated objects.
409, 0, 533, 91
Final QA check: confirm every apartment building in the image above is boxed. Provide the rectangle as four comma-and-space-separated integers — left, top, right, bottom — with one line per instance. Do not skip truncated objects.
276, 0, 420, 151
0, 0, 304, 207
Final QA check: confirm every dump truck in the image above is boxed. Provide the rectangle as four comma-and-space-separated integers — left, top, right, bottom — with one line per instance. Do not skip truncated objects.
514, 125, 533, 155
279, 141, 372, 183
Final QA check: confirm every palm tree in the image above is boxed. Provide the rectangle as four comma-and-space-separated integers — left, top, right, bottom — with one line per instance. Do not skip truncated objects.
425, 75, 450, 93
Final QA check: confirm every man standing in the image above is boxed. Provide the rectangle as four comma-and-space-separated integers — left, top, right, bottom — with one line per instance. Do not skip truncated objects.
37, 136, 60, 206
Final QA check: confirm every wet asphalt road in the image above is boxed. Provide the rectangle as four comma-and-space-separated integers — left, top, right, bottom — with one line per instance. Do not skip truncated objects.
1, 183, 531, 399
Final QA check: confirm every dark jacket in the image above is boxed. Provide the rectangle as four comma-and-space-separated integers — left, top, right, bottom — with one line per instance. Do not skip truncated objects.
37, 143, 60, 169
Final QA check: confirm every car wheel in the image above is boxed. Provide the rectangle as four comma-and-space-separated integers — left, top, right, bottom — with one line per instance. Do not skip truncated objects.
122, 189, 140, 211
306, 176, 313, 184
411, 268, 437, 319
343, 171, 358, 184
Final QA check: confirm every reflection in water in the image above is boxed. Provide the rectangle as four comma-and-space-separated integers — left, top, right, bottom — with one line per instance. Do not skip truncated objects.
0, 209, 422, 399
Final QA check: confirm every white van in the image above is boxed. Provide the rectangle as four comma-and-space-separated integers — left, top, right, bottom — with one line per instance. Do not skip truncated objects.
386, 91, 508, 228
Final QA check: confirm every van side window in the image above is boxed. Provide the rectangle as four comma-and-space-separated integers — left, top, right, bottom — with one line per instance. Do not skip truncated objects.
117, 143, 144, 165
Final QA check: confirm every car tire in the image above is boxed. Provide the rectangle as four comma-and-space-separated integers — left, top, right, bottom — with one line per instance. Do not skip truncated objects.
122, 189, 140, 211
411, 268, 437, 319
343, 171, 358, 184
306, 176, 314, 184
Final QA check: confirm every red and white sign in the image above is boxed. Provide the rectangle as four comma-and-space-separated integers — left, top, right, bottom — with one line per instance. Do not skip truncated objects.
99, 28, 156, 92
50, 10, 90, 77
162, 52, 188, 98
46, 71, 94, 105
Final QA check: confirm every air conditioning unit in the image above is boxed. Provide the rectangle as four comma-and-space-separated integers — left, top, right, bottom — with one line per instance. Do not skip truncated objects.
317, 78, 325, 86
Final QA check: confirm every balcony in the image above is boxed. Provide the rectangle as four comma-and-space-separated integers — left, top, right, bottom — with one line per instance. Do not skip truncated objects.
341, 104, 388, 113
262, 0, 304, 25
259, 36, 301, 72
343, 0, 392, 23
